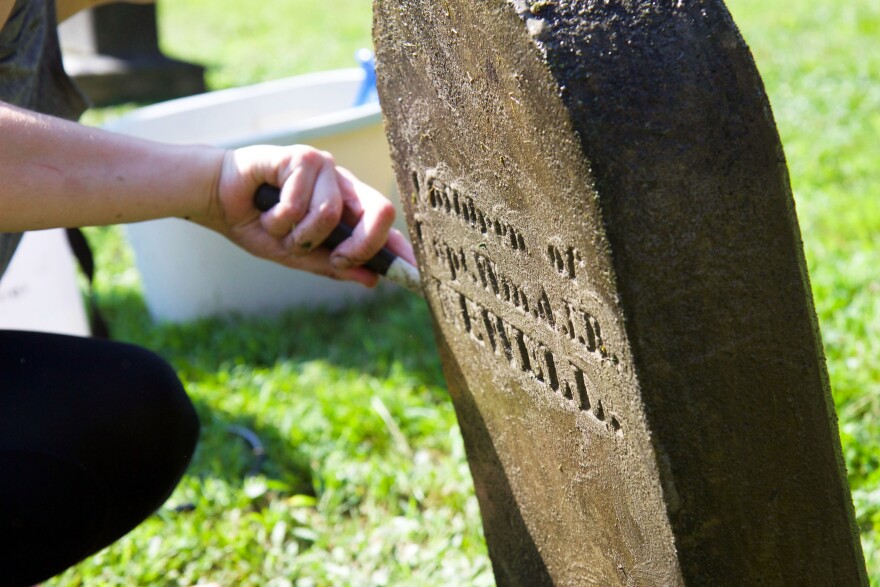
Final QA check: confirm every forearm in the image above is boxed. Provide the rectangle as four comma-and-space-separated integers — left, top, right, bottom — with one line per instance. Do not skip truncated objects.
0, 101, 225, 232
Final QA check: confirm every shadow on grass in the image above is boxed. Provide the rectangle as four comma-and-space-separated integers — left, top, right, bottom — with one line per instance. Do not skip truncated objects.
92, 285, 447, 494
186, 399, 316, 496
95, 286, 445, 391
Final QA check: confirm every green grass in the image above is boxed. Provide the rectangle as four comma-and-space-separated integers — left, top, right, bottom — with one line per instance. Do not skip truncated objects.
50, 0, 880, 584
157, 0, 374, 90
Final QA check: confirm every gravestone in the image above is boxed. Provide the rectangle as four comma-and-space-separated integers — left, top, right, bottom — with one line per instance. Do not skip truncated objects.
374, 1, 868, 585
59, 4, 204, 105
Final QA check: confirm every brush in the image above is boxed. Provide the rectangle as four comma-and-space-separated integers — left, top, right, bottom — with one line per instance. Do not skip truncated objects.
253, 184, 422, 296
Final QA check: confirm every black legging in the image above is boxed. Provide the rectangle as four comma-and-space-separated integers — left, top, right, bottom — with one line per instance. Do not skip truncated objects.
0, 331, 199, 586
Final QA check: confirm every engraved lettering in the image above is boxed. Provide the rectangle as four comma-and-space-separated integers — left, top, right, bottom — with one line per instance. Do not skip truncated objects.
472, 252, 533, 314
479, 305, 519, 366
548, 244, 565, 274
564, 301, 608, 358
424, 237, 477, 285
520, 331, 545, 383
436, 281, 474, 336
513, 327, 531, 374
564, 363, 591, 411
477, 209, 488, 234
544, 348, 559, 391
535, 289, 555, 327
560, 362, 621, 430
481, 307, 498, 352
490, 312, 515, 363
610, 416, 622, 433
446, 246, 464, 281
426, 238, 616, 363
428, 179, 439, 208
547, 244, 583, 280
420, 174, 528, 253
411, 170, 421, 198
475, 251, 501, 294
458, 292, 472, 335
413, 161, 626, 435
593, 399, 605, 422
429, 278, 622, 434
464, 296, 491, 346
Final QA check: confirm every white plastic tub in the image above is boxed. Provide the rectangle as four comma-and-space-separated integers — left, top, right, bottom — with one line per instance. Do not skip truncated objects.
105, 69, 405, 322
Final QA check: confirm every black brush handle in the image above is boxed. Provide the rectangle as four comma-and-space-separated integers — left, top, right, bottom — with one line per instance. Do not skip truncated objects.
253, 183, 395, 275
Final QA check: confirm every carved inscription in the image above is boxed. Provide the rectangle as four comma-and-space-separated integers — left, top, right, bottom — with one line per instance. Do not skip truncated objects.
547, 244, 584, 281
413, 170, 623, 435
421, 175, 528, 253
422, 236, 617, 364
431, 278, 622, 433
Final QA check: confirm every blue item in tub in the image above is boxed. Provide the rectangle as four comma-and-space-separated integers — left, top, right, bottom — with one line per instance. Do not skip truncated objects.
354, 49, 378, 106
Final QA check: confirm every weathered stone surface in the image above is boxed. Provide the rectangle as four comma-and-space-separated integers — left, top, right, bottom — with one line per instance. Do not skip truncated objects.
374, 1, 867, 585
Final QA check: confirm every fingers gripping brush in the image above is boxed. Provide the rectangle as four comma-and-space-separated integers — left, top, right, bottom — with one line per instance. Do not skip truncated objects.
253, 184, 423, 296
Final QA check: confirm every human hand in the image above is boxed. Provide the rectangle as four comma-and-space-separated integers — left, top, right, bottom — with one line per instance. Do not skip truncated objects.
193, 144, 415, 288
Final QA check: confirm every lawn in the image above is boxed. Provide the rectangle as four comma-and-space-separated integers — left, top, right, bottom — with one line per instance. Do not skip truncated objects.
51, 0, 879, 585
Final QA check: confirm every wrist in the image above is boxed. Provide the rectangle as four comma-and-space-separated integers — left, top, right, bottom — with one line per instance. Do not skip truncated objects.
181, 146, 228, 229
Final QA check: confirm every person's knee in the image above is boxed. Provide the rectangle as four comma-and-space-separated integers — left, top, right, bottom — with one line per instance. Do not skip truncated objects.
94, 341, 200, 487
121, 342, 200, 455
76, 341, 200, 538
